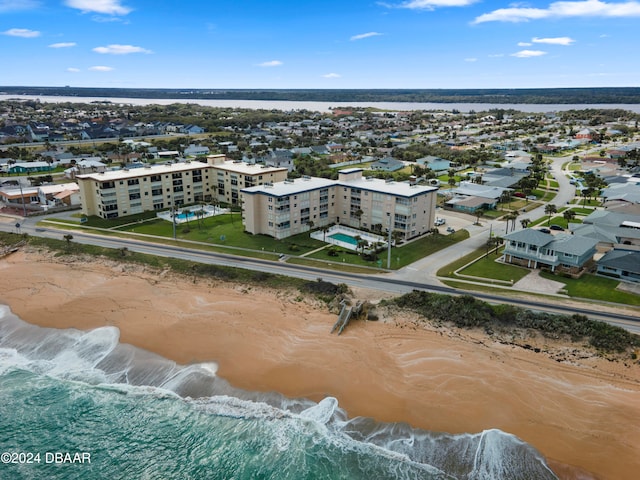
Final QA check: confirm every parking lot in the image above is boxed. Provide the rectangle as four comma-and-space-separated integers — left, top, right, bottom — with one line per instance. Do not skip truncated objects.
433, 208, 476, 234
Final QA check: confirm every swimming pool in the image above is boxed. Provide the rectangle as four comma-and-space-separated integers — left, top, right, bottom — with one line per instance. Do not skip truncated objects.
175, 211, 196, 220
328, 232, 358, 246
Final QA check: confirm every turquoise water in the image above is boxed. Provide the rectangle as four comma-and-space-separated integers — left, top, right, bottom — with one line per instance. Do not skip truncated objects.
176, 211, 196, 220
328, 233, 359, 246
0, 307, 557, 480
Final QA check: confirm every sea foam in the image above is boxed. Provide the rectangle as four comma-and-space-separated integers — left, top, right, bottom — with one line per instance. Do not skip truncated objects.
0, 306, 558, 479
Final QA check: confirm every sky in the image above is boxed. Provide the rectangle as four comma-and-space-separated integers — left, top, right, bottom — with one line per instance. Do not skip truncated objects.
1, 0, 639, 89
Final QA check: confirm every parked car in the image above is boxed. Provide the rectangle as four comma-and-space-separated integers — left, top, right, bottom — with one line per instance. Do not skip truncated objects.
513, 192, 526, 198
435, 218, 446, 226
550, 224, 564, 231
539, 228, 551, 234
446, 227, 455, 233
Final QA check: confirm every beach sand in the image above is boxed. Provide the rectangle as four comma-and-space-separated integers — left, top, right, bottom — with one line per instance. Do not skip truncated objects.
1, 249, 639, 480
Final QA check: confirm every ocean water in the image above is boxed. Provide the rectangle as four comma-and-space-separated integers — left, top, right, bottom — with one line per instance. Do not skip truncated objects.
0, 306, 558, 480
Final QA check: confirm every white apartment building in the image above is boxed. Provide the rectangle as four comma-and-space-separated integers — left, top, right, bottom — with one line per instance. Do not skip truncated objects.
77, 161, 212, 218
241, 168, 438, 240
206, 154, 288, 206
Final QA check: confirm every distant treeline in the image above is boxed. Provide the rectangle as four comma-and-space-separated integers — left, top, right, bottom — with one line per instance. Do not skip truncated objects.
3, 86, 640, 104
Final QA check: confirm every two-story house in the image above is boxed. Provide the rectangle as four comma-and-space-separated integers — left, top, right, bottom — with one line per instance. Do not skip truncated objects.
503, 228, 598, 274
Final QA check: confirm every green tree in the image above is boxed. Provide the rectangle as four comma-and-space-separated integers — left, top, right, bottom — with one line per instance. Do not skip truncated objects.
544, 204, 557, 225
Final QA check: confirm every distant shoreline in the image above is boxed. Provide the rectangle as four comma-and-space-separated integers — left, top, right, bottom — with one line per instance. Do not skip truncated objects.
3, 93, 640, 115
2, 85, 640, 105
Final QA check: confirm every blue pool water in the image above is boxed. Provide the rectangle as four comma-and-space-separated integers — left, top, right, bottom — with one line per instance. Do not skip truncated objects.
328, 232, 359, 246
176, 211, 196, 220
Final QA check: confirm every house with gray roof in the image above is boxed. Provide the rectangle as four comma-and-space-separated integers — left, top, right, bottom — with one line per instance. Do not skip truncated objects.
444, 181, 511, 213
503, 228, 598, 274
416, 156, 451, 173
596, 249, 640, 283
370, 156, 405, 172
574, 210, 640, 246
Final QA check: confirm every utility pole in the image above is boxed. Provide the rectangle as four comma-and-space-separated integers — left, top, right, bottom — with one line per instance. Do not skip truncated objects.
18, 179, 27, 217
387, 211, 392, 269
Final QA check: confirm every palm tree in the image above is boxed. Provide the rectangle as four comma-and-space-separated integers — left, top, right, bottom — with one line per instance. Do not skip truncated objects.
321, 225, 330, 242
353, 209, 363, 229
474, 208, 485, 225
544, 203, 557, 225
520, 218, 531, 229
563, 209, 576, 223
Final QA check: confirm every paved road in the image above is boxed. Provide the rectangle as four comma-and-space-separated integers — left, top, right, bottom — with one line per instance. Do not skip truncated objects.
1, 218, 638, 334
2, 142, 638, 333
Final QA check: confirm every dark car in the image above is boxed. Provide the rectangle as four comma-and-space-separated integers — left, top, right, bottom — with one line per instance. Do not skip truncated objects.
539, 228, 551, 234
550, 225, 564, 231
513, 192, 526, 198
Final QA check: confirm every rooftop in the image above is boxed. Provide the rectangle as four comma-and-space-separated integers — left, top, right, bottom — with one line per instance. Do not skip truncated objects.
76, 161, 209, 182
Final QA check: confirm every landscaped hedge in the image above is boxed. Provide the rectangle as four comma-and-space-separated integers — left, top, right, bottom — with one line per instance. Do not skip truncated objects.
388, 290, 640, 353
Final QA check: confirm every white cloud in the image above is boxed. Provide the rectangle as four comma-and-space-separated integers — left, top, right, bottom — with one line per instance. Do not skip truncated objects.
49, 42, 77, 48
518, 42, 532, 46
350, 32, 383, 41
93, 44, 152, 54
464, 57, 477, 62
64, 0, 131, 15
2, 28, 40, 38
256, 60, 283, 67
511, 49, 548, 58
67, 67, 80, 72
473, 0, 640, 24
392, 0, 478, 9
0, 1, 40, 12
322, 73, 341, 78
532, 36, 575, 45
488, 53, 505, 57
89, 66, 113, 71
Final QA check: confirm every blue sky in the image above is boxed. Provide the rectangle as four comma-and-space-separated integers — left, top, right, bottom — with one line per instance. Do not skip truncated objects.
1, 0, 639, 89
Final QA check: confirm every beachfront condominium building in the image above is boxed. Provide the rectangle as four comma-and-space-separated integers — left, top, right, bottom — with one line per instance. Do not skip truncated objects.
77, 161, 213, 218
241, 168, 438, 240
206, 154, 288, 206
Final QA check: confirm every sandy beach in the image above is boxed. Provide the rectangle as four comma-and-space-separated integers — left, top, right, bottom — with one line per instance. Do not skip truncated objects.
1, 249, 639, 480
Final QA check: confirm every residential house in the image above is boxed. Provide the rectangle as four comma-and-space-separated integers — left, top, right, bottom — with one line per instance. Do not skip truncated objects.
596, 249, 640, 283
570, 210, 640, 247
370, 157, 405, 172
444, 182, 510, 213
416, 156, 451, 173
184, 144, 210, 157
8, 161, 53, 174
38, 183, 81, 207
503, 228, 598, 274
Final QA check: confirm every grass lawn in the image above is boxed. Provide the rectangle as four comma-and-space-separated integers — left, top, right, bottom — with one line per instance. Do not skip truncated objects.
539, 272, 640, 306
115, 213, 326, 255
460, 255, 530, 283
41, 213, 471, 271
307, 229, 470, 270
436, 247, 530, 283
570, 199, 601, 207
481, 210, 505, 219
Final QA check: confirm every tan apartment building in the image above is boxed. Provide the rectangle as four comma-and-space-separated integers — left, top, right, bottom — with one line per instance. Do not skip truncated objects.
206, 154, 288, 206
242, 168, 438, 240
77, 161, 212, 218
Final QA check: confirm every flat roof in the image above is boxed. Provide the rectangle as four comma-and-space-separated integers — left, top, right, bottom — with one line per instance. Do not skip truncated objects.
76, 161, 209, 182
242, 177, 336, 196
212, 161, 288, 176
341, 177, 437, 197
241, 175, 437, 198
